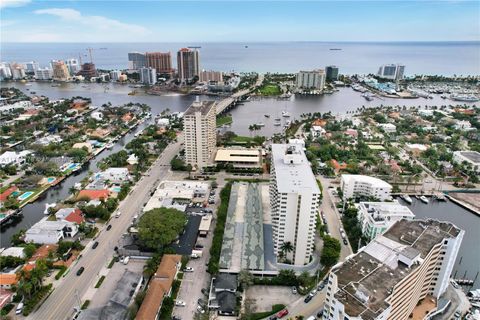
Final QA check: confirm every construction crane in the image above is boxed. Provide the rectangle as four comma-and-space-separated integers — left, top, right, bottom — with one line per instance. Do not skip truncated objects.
86, 47, 95, 63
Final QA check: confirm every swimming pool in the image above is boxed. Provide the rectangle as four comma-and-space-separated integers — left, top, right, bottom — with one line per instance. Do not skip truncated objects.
46, 177, 56, 183
62, 163, 80, 172
110, 186, 122, 193
18, 191, 34, 201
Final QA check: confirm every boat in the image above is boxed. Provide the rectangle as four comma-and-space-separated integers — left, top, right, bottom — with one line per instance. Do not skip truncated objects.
128, 90, 137, 96
274, 121, 282, 126
401, 194, 413, 204
285, 120, 291, 126
256, 123, 265, 127
244, 45, 248, 48
441, 95, 447, 99
352, 84, 367, 93
106, 142, 114, 149
282, 111, 290, 117
274, 117, 281, 121
362, 92, 374, 101
30, 91, 36, 94
264, 114, 270, 118
450, 94, 479, 102
330, 48, 342, 50
44, 203, 56, 215
419, 196, 429, 204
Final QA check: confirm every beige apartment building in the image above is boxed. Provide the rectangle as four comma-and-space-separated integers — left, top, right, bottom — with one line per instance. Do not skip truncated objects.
323, 219, 464, 320
183, 99, 217, 169
52, 61, 70, 81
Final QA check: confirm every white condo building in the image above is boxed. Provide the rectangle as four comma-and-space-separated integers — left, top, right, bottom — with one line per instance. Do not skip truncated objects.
341, 174, 392, 201
323, 219, 464, 320
65, 58, 80, 75
296, 69, 326, 91
139, 67, 157, 85
110, 70, 123, 81
34, 68, 53, 80
183, 99, 217, 169
270, 143, 320, 266
357, 201, 415, 240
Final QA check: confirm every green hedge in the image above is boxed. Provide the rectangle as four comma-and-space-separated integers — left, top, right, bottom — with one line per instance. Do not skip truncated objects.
95, 275, 106, 288
81, 300, 90, 310
54, 266, 67, 280
249, 304, 286, 320
207, 182, 232, 274
0, 303, 14, 316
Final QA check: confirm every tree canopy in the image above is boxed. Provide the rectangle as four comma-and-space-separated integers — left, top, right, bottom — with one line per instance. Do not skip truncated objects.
138, 208, 187, 251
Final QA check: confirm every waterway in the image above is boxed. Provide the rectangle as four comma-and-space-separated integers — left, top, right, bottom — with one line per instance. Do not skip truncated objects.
397, 197, 480, 290
1, 82, 479, 286
3, 81, 477, 137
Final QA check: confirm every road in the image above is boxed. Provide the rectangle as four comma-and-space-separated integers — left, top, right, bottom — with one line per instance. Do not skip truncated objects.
215, 74, 264, 114
28, 136, 183, 320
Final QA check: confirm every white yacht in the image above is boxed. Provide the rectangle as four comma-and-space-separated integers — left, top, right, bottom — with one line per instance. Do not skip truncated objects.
401, 194, 413, 204
419, 195, 429, 204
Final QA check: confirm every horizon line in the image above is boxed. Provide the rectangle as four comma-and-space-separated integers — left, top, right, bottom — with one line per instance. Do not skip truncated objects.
2, 40, 480, 44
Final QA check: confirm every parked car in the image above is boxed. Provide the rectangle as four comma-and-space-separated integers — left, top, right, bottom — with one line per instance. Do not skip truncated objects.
201, 288, 209, 295
106, 225, 112, 231
76, 267, 85, 276
195, 244, 204, 249
175, 300, 186, 307
92, 241, 99, 249
317, 309, 324, 318
184, 267, 194, 272
276, 309, 289, 318
191, 253, 200, 259
343, 238, 348, 245
15, 302, 24, 315
317, 283, 325, 291
304, 295, 313, 303
291, 286, 297, 294
197, 298, 206, 307
196, 305, 205, 313
269, 316, 278, 320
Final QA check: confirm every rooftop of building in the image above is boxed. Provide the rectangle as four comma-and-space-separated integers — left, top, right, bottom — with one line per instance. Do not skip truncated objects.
271, 143, 319, 194
357, 201, 415, 220
184, 100, 216, 116
454, 150, 480, 163
341, 174, 392, 188
332, 219, 462, 320
215, 148, 261, 163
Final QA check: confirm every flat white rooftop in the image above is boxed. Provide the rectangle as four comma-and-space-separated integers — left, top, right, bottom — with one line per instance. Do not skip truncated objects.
271, 143, 319, 194
342, 174, 392, 188
215, 148, 261, 163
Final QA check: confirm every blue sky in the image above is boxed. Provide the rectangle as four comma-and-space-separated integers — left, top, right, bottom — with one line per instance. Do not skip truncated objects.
1, 0, 479, 42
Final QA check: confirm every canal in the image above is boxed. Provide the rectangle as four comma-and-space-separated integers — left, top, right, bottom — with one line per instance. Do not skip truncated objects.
1, 82, 478, 289
397, 197, 480, 290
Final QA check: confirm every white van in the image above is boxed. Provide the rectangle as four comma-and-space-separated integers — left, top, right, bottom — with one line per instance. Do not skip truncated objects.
16, 302, 24, 315
115, 211, 121, 218
123, 256, 130, 265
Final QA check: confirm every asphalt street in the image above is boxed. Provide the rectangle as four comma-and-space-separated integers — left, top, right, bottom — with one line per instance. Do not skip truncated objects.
28, 136, 183, 320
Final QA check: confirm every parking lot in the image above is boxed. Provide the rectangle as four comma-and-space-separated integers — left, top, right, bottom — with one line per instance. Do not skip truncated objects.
172, 180, 223, 319
88, 259, 145, 309
245, 285, 298, 313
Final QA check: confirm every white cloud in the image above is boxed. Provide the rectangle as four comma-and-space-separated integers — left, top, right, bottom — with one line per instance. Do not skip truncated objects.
34, 8, 148, 34
0, 0, 30, 9
19, 32, 63, 42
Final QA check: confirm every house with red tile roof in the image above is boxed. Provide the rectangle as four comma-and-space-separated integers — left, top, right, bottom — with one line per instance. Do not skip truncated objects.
55, 208, 85, 224
28, 244, 58, 263
77, 189, 110, 201
0, 274, 17, 289
330, 159, 347, 173
344, 128, 358, 138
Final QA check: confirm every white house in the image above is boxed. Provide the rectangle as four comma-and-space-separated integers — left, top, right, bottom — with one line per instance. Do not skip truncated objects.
25, 218, 78, 244
91, 111, 104, 121
0, 247, 25, 258
356, 201, 415, 240
453, 120, 473, 131
36, 134, 63, 146
157, 118, 170, 127
377, 123, 396, 133
310, 125, 326, 138
0, 150, 32, 167
340, 174, 392, 201
100, 167, 131, 184
127, 154, 138, 165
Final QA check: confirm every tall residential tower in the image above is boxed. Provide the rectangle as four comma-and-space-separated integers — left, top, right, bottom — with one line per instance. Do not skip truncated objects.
146, 52, 173, 75
270, 142, 320, 265
324, 219, 463, 320
183, 99, 217, 169
177, 48, 200, 83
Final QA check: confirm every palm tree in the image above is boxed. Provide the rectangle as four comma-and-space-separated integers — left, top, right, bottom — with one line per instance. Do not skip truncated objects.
280, 241, 294, 259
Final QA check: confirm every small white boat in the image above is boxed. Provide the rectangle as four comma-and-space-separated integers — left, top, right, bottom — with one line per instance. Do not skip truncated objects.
419, 195, 429, 204
44, 203, 56, 215
401, 194, 413, 204
106, 142, 114, 149
256, 122, 265, 127
282, 111, 291, 117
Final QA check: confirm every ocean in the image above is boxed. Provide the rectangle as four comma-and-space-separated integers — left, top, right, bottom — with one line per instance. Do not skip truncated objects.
2, 41, 480, 75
